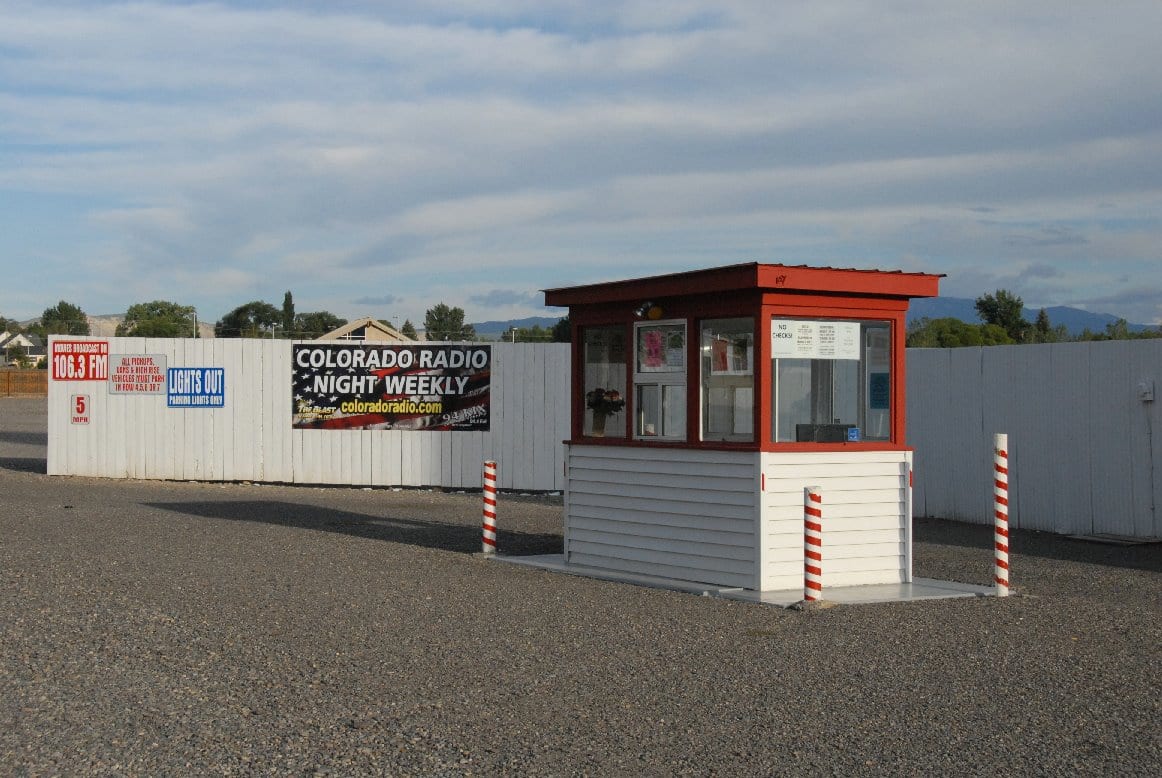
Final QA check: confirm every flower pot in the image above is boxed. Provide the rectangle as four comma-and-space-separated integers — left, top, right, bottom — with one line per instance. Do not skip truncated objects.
591, 410, 607, 437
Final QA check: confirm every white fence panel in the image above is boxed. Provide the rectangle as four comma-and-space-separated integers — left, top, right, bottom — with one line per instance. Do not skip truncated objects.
48, 338, 571, 491
907, 339, 1162, 538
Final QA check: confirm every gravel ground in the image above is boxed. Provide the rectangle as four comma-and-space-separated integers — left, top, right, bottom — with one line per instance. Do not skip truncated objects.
1, 397, 1159, 776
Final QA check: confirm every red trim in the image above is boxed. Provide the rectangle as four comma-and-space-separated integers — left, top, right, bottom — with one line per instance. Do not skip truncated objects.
562, 263, 938, 450
545, 262, 942, 306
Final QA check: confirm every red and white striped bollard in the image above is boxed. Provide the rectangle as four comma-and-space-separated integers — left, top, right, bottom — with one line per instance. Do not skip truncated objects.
482, 460, 498, 554
804, 486, 823, 601
993, 434, 1010, 596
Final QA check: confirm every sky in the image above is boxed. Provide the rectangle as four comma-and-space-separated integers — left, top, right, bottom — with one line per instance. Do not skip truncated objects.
2, 1, 1161, 329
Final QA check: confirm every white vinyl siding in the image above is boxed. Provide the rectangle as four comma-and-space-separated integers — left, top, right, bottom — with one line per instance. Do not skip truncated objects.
565, 446, 759, 588
759, 451, 912, 589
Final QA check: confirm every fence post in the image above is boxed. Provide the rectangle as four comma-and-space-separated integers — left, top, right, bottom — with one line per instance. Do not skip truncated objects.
993, 434, 1010, 597
482, 460, 498, 554
804, 486, 823, 601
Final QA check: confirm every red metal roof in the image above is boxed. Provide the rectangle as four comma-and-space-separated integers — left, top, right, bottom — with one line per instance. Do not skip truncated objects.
544, 262, 943, 306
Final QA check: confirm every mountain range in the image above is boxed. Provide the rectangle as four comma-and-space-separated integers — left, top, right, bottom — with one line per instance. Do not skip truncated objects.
905, 297, 1153, 336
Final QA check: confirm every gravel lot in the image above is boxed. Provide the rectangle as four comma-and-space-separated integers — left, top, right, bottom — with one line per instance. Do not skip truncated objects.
2, 397, 1159, 775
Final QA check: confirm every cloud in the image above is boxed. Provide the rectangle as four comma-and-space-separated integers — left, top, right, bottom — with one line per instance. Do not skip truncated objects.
1004, 226, 1089, 248
1, 1, 1161, 327
352, 295, 400, 306
468, 289, 544, 308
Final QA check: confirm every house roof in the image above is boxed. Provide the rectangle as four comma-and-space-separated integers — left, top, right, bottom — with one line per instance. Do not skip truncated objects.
1, 332, 41, 349
318, 316, 412, 342
543, 262, 943, 307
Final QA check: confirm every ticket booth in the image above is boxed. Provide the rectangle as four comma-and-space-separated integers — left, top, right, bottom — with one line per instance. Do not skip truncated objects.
544, 262, 941, 591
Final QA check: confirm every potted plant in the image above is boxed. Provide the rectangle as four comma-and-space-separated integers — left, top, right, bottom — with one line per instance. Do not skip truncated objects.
585, 387, 625, 436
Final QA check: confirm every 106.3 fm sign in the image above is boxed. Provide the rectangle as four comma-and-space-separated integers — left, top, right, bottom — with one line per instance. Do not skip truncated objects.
292, 343, 491, 431
52, 340, 109, 381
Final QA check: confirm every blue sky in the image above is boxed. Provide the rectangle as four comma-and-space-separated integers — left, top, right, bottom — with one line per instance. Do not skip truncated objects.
2, 1, 1161, 327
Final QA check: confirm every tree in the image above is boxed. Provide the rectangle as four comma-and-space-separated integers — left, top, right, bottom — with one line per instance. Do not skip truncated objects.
975, 290, 1028, 342
116, 301, 197, 337
281, 291, 295, 335
214, 301, 281, 338
551, 316, 571, 343
400, 319, 418, 340
293, 311, 347, 338
1027, 308, 1069, 344
423, 303, 475, 341
41, 300, 90, 335
906, 317, 1013, 348
0, 314, 20, 334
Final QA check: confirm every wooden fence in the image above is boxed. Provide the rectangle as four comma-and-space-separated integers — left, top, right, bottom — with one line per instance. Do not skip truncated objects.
1, 369, 48, 397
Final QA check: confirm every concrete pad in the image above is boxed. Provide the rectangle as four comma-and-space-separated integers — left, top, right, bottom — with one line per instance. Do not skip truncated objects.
490, 554, 995, 607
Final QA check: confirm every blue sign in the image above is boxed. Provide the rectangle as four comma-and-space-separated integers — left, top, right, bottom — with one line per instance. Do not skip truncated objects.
167, 367, 225, 408
847, 426, 862, 442
868, 372, 890, 410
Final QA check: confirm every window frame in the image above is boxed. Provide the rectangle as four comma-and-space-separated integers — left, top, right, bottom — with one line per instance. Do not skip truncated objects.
769, 316, 894, 445
699, 316, 756, 443
632, 318, 688, 441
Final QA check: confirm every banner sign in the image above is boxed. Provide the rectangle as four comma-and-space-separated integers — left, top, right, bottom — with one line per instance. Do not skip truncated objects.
167, 367, 225, 408
771, 320, 860, 360
52, 340, 109, 381
109, 354, 167, 394
292, 344, 491, 431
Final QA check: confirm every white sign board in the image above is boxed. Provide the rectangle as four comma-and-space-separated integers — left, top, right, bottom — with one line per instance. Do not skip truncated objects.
109, 354, 168, 394
771, 320, 861, 360
70, 394, 90, 424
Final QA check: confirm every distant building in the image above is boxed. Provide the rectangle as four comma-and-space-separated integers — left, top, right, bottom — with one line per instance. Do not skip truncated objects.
0, 332, 46, 366
318, 317, 413, 342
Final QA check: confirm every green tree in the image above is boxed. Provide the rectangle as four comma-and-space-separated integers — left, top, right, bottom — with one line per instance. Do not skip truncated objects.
1076, 318, 1162, 342
214, 301, 281, 338
423, 303, 475, 341
906, 317, 1014, 348
975, 290, 1028, 342
1029, 308, 1068, 344
281, 291, 295, 335
551, 316, 571, 343
0, 314, 20, 333
41, 300, 90, 335
1032, 308, 1052, 342
400, 319, 418, 340
293, 311, 347, 338
116, 301, 197, 337
1105, 318, 1132, 340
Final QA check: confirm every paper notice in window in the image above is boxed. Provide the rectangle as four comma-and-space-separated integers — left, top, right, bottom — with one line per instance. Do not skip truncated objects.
772, 320, 860, 360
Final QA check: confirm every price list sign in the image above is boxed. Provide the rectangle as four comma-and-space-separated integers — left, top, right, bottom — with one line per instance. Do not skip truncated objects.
52, 340, 110, 381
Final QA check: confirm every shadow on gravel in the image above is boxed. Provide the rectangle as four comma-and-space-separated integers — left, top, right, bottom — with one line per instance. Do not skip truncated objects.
0, 456, 47, 474
146, 500, 564, 556
915, 517, 1161, 573
0, 430, 47, 446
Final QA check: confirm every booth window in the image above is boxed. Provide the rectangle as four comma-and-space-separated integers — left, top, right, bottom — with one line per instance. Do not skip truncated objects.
633, 320, 686, 440
770, 319, 892, 443
700, 317, 754, 442
582, 326, 627, 438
